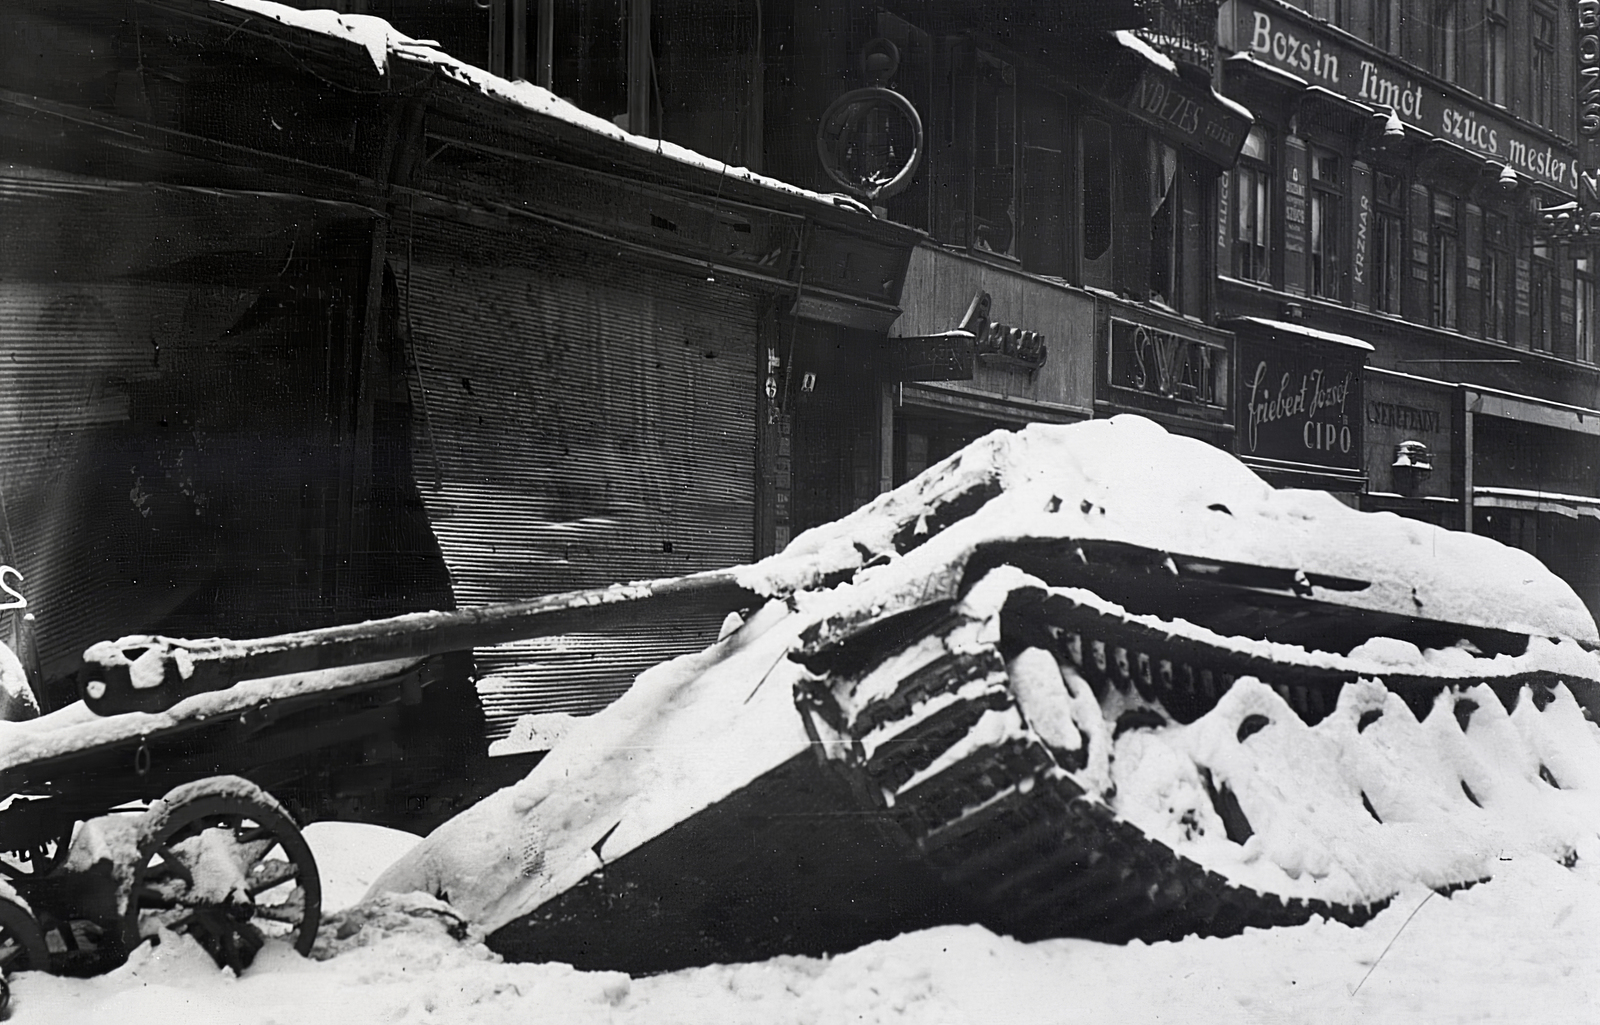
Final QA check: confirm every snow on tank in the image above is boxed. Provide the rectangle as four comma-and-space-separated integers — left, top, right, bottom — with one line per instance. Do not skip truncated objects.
372, 415, 1600, 973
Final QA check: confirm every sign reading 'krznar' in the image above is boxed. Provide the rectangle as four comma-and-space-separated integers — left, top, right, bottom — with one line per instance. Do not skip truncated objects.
1578, 0, 1600, 235
1227, 1, 1577, 193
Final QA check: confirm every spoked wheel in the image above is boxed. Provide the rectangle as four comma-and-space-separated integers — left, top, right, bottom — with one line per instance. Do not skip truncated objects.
121, 776, 321, 973
0, 812, 72, 883
0, 893, 46, 1018
0, 894, 45, 973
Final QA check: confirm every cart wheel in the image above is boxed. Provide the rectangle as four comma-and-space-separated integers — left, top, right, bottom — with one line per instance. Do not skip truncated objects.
122, 776, 321, 973
0, 892, 46, 978
0, 829, 73, 882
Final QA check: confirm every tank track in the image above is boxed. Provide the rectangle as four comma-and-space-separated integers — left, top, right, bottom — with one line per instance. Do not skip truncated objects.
789, 583, 1587, 943
993, 585, 1578, 726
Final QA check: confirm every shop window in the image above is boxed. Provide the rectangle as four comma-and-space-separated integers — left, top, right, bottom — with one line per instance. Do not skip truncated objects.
1431, 0, 1459, 82
1372, 171, 1404, 314
1530, 244, 1555, 352
1430, 191, 1458, 330
1372, 0, 1401, 54
1081, 117, 1114, 289
1532, 8, 1555, 126
1484, 212, 1511, 342
1485, 0, 1508, 106
1309, 148, 1341, 301
1577, 257, 1598, 363
1232, 126, 1272, 284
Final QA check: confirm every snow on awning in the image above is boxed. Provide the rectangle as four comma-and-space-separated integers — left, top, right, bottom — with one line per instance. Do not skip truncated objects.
1107, 32, 1254, 167
1226, 316, 1376, 353
210, 0, 877, 218
1473, 487, 1600, 520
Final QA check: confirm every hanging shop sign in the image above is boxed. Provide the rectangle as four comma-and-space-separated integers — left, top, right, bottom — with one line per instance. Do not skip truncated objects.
1227, 1, 1577, 192
1116, 64, 1252, 167
889, 290, 1046, 381
1237, 338, 1363, 472
1573, 0, 1600, 239
1107, 317, 1225, 410
888, 330, 976, 381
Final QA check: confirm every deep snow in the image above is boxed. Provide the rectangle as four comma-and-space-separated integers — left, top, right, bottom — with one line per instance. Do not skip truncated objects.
372, 416, 1600, 936
8, 821, 1600, 1023
10, 415, 1600, 1020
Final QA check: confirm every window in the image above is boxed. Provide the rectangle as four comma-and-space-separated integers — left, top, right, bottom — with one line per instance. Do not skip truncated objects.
1145, 145, 1206, 312
1150, 142, 1179, 304
971, 51, 1017, 256
1430, 191, 1458, 330
1531, 244, 1555, 351
1372, 172, 1404, 314
550, 0, 628, 124
1485, 0, 1508, 106
1310, 0, 1343, 25
1018, 88, 1068, 276
1232, 126, 1272, 283
1081, 117, 1114, 288
1532, 8, 1555, 126
1484, 212, 1511, 342
1372, 0, 1401, 54
1309, 148, 1341, 300
1432, 0, 1459, 82
1578, 257, 1598, 363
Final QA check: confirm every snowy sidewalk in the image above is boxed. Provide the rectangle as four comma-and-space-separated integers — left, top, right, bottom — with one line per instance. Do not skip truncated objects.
8, 821, 1598, 1024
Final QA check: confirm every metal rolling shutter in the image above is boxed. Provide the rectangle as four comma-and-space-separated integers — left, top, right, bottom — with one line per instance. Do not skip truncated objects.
0, 172, 371, 702
394, 216, 757, 737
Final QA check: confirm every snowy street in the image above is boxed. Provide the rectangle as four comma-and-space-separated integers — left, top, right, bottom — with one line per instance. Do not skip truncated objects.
10, 821, 1599, 1024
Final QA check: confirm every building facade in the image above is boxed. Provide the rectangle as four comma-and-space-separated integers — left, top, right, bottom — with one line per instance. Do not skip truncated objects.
355, 0, 1255, 554
0, 0, 916, 755
1213, 0, 1600, 617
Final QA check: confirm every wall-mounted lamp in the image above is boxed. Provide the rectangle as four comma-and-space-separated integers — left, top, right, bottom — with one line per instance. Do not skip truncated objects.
1364, 108, 1407, 154
1391, 440, 1433, 497
1494, 163, 1521, 196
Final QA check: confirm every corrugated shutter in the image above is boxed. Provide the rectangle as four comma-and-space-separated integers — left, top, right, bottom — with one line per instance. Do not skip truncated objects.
393, 215, 757, 737
0, 170, 372, 701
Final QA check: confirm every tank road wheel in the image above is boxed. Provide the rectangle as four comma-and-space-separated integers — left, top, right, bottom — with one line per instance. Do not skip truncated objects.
121, 776, 322, 973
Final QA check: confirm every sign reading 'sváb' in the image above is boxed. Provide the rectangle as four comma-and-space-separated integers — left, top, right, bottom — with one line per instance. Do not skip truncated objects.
1108, 318, 1225, 409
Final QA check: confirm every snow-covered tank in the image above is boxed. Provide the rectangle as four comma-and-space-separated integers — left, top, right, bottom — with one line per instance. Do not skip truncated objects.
372, 415, 1600, 972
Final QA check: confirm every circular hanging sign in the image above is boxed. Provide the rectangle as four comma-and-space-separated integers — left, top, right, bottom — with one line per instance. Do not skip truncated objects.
815, 86, 925, 204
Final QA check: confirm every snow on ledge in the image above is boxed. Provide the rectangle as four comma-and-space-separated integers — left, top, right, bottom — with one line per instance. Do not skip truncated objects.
213, 0, 875, 216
